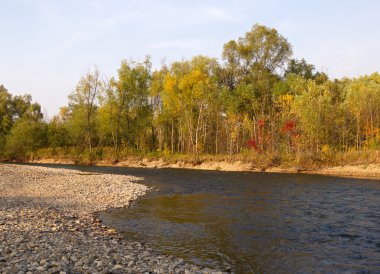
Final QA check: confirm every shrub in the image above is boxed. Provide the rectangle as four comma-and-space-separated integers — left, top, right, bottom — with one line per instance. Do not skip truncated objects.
4, 119, 47, 160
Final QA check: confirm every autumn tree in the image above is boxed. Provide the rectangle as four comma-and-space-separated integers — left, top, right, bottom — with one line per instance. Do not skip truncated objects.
3, 24, 380, 165
293, 79, 335, 153
221, 24, 293, 152
160, 56, 219, 154
67, 68, 102, 160
98, 58, 152, 160
344, 73, 380, 149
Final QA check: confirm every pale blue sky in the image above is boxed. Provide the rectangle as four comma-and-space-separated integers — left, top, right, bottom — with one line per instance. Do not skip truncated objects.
1, 0, 379, 116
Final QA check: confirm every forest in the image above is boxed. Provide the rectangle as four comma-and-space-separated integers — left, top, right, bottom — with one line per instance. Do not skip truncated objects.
1, 24, 380, 167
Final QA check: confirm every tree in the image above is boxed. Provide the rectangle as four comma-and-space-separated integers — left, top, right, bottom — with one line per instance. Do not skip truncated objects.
97, 57, 152, 160
5, 23, 380, 165
68, 68, 102, 160
0, 85, 13, 151
160, 56, 219, 154
0, 86, 44, 157
285, 58, 316, 79
47, 115, 70, 149
150, 65, 168, 151
222, 24, 292, 85
344, 73, 380, 149
220, 25, 293, 153
293, 79, 335, 153
11, 94, 43, 120
4, 118, 47, 160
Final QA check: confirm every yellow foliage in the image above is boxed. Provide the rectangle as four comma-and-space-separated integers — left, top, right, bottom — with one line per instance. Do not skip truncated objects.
321, 144, 330, 153
163, 74, 175, 93
364, 126, 380, 138
163, 143, 171, 156
276, 94, 294, 109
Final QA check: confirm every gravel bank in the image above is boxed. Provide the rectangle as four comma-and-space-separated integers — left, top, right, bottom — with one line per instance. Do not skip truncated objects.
0, 164, 222, 274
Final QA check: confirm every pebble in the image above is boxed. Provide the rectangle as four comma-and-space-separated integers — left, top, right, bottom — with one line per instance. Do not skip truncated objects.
0, 164, 224, 273
112, 264, 123, 270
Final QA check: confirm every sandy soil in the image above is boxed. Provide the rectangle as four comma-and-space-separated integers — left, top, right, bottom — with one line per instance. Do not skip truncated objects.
33, 158, 380, 179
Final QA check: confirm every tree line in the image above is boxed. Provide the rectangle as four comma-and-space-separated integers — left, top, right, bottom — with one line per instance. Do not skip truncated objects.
1, 24, 380, 164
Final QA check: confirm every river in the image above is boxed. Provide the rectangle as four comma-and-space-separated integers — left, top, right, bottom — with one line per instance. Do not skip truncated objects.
43, 165, 380, 273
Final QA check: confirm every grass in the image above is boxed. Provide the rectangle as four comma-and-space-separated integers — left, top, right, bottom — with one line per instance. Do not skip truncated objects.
14, 146, 378, 171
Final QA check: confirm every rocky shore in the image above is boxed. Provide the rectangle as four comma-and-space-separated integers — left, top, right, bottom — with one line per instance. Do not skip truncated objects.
0, 164, 222, 274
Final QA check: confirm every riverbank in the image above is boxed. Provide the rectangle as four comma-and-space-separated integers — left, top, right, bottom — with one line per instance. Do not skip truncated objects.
31, 157, 380, 179
0, 164, 222, 273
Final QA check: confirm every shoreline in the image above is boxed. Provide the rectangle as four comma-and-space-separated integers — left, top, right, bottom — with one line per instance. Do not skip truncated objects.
1, 161, 378, 273
28, 158, 380, 180
0, 164, 222, 273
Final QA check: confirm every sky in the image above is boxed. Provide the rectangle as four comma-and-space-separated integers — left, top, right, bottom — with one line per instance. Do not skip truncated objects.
0, 0, 379, 117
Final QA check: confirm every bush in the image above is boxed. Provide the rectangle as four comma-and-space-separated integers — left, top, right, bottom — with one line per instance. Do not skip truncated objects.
4, 119, 47, 160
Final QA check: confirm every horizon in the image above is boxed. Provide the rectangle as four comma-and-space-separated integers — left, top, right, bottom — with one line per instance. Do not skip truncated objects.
1, 0, 379, 116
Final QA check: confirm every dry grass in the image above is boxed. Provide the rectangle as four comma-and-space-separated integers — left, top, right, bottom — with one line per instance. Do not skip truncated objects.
14, 147, 380, 172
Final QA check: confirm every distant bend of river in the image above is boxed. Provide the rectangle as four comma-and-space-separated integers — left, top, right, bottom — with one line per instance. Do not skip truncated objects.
39, 164, 380, 273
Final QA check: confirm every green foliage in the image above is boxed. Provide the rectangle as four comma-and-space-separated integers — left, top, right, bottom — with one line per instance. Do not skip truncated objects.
1, 24, 380, 166
0, 86, 44, 158
223, 24, 292, 75
0, 85, 13, 151
293, 79, 335, 152
4, 118, 47, 160
98, 57, 152, 160
285, 58, 316, 80
47, 116, 70, 148
67, 68, 103, 161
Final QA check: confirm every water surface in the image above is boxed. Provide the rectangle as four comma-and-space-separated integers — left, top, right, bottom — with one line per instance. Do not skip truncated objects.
37, 164, 380, 273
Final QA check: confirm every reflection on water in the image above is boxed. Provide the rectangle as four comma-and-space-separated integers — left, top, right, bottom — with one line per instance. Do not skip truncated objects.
34, 164, 380, 273
104, 194, 237, 269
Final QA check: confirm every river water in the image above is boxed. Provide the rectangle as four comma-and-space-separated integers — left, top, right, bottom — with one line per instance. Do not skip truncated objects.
46, 165, 380, 273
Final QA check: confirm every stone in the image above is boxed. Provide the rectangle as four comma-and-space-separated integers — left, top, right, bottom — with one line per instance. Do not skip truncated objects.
47, 266, 61, 274
95, 260, 103, 268
0, 164, 220, 274
112, 264, 123, 270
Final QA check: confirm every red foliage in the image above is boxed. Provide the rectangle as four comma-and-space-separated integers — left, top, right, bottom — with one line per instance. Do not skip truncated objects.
282, 120, 298, 150
247, 139, 261, 151
246, 120, 266, 152
282, 120, 296, 133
